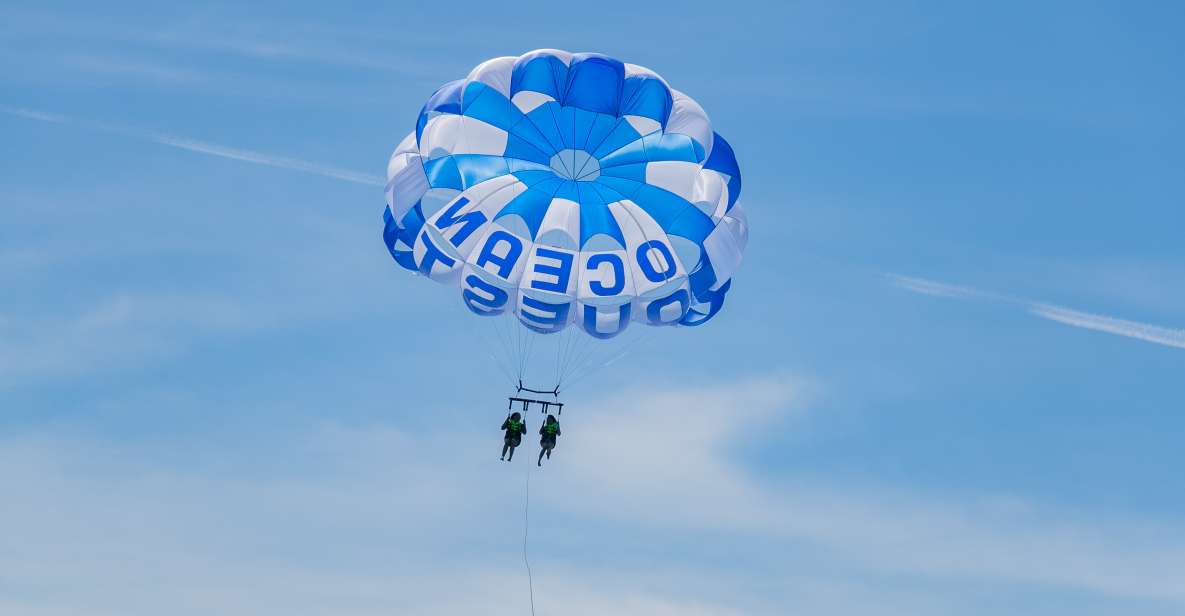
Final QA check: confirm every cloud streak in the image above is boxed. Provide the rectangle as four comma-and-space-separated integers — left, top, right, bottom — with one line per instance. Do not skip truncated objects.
1, 105, 384, 187
2, 378, 1184, 615
889, 274, 1185, 351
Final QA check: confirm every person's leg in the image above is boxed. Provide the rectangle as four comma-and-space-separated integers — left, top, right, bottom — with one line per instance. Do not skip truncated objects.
537, 447, 545, 466
507, 443, 516, 461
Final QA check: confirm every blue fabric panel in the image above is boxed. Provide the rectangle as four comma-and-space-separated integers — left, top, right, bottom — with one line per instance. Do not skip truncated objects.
687, 255, 717, 301
581, 113, 621, 154
525, 103, 567, 152
598, 161, 647, 183
503, 133, 552, 165
576, 183, 625, 246
597, 137, 650, 169
594, 175, 646, 200
511, 170, 559, 188
453, 155, 511, 187
508, 116, 559, 158
590, 121, 643, 158
703, 132, 742, 210
416, 79, 464, 142
562, 53, 624, 115
641, 132, 698, 163
511, 52, 568, 99
506, 158, 551, 174
629, 184, 715, 244
495, 187, 554, 239
553, 180, 580, 203
554, 105, 579, 149
461, 82, 522, 130
423, 156, 462, 189
571, 108, 598, 150
703, 131, 740, 178
620, 76, 673, 124
680, 279, 730, 326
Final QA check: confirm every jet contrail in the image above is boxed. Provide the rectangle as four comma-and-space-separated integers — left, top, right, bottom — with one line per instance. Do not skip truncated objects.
1, 105, 385, 187
1029, 303, 1185, 350
884, 274, 995, 301
889, 274, 1185, 351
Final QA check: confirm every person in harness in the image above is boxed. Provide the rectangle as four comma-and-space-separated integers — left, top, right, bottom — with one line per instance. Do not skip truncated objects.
500, 412, 527, 461
537, 414, 561, 466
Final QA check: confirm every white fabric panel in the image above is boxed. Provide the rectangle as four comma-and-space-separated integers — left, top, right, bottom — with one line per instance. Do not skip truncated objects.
456, 173, 521, 204
532, 48, 573, 66
418, 114, 462, 160
535, 198, 580, 248
607, 200, 686, 297
388, 131, 418, 177
461, 264, 520, 314
520, 246, 578, 297
385, 155, 429, 220
624, 115, 661, 136
511, 90, 555, 114
466, 56, 516, 97
645, 161, 701, 202
690, 169, 730, 221
428, 176, 523, 257
576, 249, 636, 303
453, 116, 509, 156
412, 225, 464, 284
623, 63, 671, 88
701, 202, 748, 290
579, 301, 630, 336
464, 223, 532, 286
666, 90, 714, 159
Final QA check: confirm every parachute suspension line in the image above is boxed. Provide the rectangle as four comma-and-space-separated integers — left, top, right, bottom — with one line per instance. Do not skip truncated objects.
562, 328, 657, 393
559, 337, 595, 391
554, 327, 571, 389
494, 314, 522, 385
466, 311, 518, 386
522, 461, 536, 616
522, 328, 537, 384
558, 332, 600, 390
556, 325, 588, 392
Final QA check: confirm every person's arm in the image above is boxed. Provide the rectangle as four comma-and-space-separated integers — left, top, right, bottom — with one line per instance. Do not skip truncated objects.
556, 426, 561, 437
501, 419, 509, 430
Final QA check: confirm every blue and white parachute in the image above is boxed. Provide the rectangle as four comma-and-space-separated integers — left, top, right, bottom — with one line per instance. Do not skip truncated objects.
383, 49, 747, 340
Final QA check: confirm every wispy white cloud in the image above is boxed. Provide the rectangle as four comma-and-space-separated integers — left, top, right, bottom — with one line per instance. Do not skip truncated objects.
1, 105, 384, 186
889, 273, 1185, 351
562, 379, 1185, 602
0, 292, 256, 387
2, 377, 1182, 615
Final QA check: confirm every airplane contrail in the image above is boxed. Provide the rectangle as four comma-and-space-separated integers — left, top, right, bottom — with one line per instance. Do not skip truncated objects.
1, 105, 385, 187
888, 274, 1185, 351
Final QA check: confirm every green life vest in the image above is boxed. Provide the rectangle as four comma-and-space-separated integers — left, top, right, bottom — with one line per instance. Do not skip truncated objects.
544, 423, 558, 436
508, 420, 523, 432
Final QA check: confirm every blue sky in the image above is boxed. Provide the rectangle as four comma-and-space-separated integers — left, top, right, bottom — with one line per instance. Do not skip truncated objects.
2, 1, 1184, 614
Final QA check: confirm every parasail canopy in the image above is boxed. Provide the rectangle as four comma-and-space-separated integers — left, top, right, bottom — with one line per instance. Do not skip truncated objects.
383, 49, 747, 342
